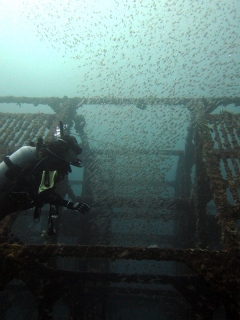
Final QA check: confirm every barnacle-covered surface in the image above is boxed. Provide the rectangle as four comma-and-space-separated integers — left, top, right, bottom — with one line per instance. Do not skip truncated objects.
197, 112, 240, 250
0, 96, 240, 109
0, 112, 59, 159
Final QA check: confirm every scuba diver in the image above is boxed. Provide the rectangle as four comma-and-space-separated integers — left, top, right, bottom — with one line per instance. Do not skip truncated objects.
0, 127, 90, 234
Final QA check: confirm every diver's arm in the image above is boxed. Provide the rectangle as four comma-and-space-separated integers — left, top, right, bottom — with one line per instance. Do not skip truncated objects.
38, 189, 90, 214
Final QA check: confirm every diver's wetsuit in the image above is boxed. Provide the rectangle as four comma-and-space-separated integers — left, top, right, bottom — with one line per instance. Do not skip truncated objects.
0, 155, 72, 220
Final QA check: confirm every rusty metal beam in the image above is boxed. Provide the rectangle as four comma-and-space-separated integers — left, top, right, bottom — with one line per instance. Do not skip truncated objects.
95, 149, 184, 156
1, 244, 240, 296
193, 127, 212, 249
82, 196, 189, 210
0, 96, 239, 110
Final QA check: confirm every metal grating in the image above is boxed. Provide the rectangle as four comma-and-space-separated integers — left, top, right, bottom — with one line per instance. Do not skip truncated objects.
198, 112, 240, 250
0, 112, 59, 159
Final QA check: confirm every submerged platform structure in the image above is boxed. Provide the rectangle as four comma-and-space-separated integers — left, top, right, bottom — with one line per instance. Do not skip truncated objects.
0, 95, 240, 319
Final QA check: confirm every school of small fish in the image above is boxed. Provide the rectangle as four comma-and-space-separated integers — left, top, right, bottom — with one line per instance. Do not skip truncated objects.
20, 0, 240, 98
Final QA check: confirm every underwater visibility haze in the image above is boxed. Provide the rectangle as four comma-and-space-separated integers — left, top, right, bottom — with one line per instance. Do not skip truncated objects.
0, 0, 240, 319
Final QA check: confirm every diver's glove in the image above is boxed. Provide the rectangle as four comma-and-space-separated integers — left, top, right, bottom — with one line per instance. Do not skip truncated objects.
67, 201, 90, 214
74, 202, 90, 214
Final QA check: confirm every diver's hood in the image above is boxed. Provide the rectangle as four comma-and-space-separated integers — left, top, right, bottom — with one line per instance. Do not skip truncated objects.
45, 147, 83, 167
58, 136, 82, 155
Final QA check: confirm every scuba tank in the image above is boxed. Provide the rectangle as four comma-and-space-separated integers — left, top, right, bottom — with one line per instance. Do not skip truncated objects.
0, 146, 38, 192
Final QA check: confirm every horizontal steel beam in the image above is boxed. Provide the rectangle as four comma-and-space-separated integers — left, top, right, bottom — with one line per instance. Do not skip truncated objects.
0, 96, 239, 109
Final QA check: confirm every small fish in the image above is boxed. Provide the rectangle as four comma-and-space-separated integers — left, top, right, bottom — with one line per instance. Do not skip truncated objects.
136, 103, 147, 110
